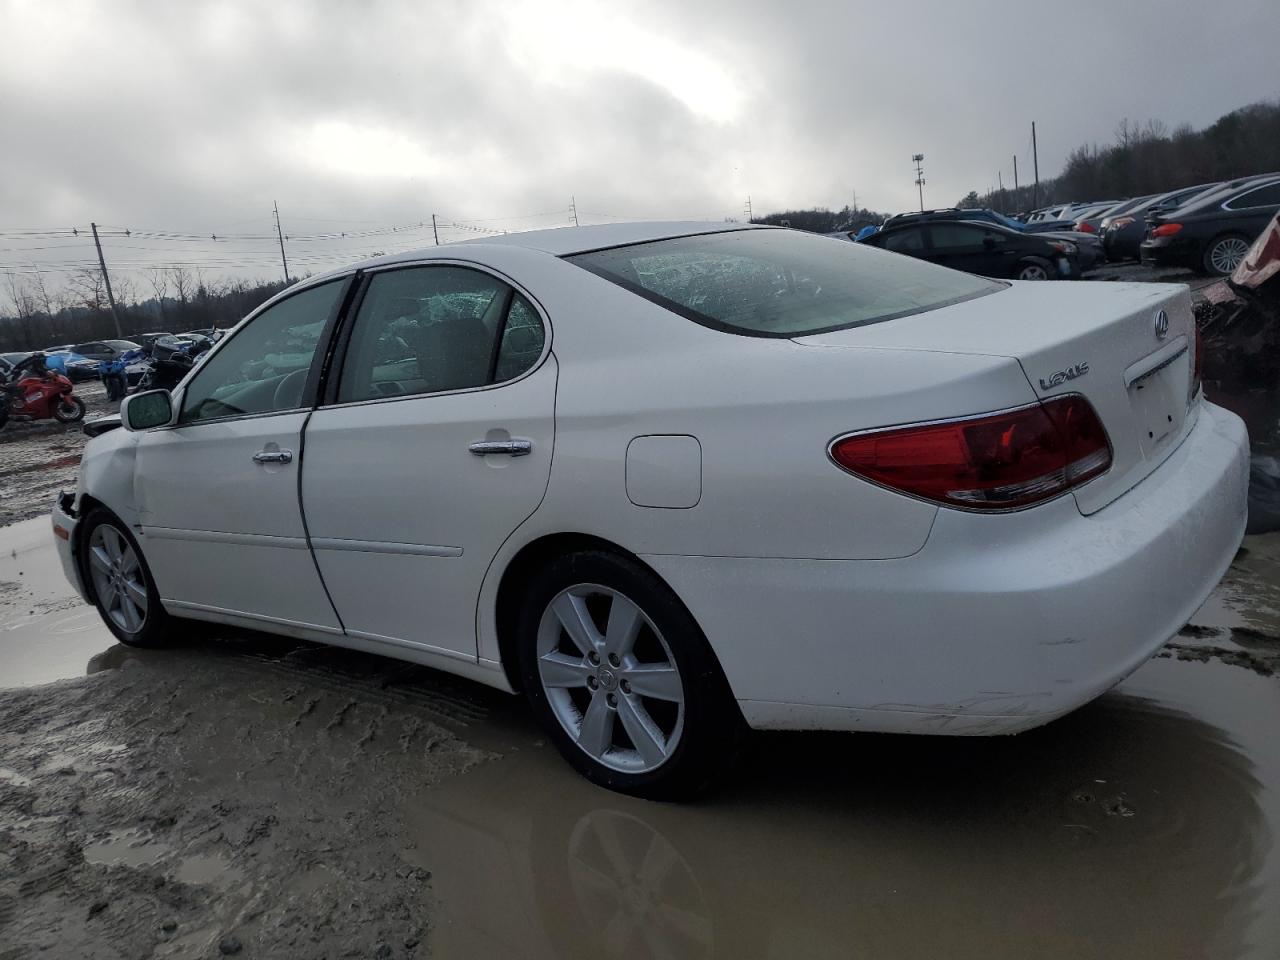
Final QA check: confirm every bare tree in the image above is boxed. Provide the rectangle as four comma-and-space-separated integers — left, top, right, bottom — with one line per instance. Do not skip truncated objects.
70, 268, 108, 315
144, 267, 169, 324
4, 271, 40, 348
169, 265, 193, 308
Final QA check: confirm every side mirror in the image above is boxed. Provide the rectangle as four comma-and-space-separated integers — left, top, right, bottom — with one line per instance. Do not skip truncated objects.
121, 390, 174, 431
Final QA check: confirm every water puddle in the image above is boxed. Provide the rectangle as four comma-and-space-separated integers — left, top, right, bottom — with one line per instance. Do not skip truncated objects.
406, 657, 1280, 959
83, 828, 243, 887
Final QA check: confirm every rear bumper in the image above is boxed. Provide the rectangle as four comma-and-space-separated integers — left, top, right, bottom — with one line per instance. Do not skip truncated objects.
52, 493, 90, 604
644, 401, 1248, 734
1140, 235, 1198, 269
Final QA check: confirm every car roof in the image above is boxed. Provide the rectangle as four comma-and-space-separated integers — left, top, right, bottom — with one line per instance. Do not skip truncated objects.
1176, 173, 1280, 212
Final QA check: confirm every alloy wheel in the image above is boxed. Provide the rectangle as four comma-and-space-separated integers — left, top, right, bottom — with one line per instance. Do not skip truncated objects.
88, 524, 149, 634
1209, 237, 1249, 275
1018, 263, 1049, 281
536, 584, 685, 773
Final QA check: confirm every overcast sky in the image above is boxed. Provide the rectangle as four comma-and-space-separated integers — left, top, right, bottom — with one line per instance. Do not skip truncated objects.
2, 0, 1278, 290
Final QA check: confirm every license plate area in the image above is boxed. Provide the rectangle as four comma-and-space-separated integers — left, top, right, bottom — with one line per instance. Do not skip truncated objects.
1128, 351, 1189, 457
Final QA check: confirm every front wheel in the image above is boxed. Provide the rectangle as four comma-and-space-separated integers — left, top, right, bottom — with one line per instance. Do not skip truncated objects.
53, 396, 86, 423
80, 509, 172, 647
517, 551, 745, 799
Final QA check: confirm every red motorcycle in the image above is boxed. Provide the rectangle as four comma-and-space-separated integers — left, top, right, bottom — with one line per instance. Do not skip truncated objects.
0, 371, 86, 429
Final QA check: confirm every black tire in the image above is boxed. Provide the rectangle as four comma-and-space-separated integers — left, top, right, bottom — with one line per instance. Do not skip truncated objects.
1201, 233, 1251, 277
1014, 257, 1053, 281
53, 396, 86, 423
516, 550, 745, 800
79, 508, 173, 647
0, 404, 8, 430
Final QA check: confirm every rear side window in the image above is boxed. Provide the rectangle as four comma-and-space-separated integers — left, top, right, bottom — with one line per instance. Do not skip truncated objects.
1225, 182, 1280, 210
881, 228, 925, 252
928, 224, 985, 248
335, 266, 545, 403
569, 229, 1000, 337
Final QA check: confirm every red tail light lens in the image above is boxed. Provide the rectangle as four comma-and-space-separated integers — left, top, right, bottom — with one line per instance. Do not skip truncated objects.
1151, 223, 1183, 238
829, 396, 1112, 511
1075, 222, 1096, 233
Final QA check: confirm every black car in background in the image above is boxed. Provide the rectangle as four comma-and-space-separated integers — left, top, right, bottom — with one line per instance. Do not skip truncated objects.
1141, 174, 1280, 275
1100, 182, 1222, 262
872, 208, 1103, 271
71, 339, 143, 362
132, 332, 173, 356
860, 219, 1080, 280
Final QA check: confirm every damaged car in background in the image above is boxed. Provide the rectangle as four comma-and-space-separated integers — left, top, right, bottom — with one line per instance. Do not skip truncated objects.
52, 222, 1248, 798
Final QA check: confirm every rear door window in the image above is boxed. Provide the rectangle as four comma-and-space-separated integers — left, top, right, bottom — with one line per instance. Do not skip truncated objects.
569, 228, 1001, 338
1225, 182, 1280, 210
880, 227, 925, 252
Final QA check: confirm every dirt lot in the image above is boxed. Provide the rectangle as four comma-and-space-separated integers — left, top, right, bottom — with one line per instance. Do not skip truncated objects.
3, 287, 1280, 957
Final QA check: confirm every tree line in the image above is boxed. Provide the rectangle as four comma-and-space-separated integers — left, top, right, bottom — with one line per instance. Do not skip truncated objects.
961, 98, 1280, 214
750, 205, 891, 234
1, 266, 295, 353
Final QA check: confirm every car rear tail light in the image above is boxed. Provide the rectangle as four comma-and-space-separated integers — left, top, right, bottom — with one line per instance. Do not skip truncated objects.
1151, 223, 1183, 238
829, 395, 1112, 511
1075, 222, 1096, 233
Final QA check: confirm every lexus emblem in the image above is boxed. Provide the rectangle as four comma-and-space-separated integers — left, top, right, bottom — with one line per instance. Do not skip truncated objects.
1154, 309, 1169, 340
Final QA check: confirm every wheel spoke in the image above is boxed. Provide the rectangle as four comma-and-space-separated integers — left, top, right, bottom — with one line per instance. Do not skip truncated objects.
119, 596, 142, 632
577, 692, 614, 759
101, 527, 123, 563
97, 580, 118, 609
89, 545, 112, 573
119, 548, 139, 577
617, 695, 667, 766
623, 663, 682, 702
553, 592, 601, 656
603, 594, 643, 658
123, 578, 148, 612
539, 651, 591, 688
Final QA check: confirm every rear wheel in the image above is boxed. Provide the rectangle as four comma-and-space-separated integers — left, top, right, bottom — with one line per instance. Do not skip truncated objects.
1015, 258, 1053, 281
53, 396, 86, 423
81, 509, 172, 647
517, 550, 744, 799
1202, 234, 1250, 276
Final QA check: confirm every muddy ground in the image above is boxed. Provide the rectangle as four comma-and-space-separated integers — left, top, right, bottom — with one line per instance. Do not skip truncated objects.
3, 274, 1280, 958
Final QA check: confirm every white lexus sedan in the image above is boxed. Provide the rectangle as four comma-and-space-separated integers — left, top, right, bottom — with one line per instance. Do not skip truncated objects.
52, 222, 1248, 797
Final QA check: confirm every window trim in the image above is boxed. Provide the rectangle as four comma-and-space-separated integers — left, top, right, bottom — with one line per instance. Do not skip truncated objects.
169, 274, 356, 429
1222, 180, 1280, 211
317, 258, 553, 411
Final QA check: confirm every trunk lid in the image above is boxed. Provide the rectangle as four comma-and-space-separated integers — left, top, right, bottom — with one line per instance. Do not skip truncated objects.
794, 281, 1198, 514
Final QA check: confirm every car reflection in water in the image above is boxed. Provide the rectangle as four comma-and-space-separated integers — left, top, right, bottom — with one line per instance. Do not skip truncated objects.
404, 685, 1270, 960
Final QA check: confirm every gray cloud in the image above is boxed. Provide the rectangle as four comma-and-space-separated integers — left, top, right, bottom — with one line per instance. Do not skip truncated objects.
3, 0, 1278, 290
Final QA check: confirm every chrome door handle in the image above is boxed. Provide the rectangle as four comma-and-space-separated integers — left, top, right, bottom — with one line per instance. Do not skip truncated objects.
469, 439, 532, 457
252, 449, 293, 464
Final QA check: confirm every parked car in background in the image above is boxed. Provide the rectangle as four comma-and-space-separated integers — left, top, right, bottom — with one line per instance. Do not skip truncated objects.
1074, 198, 1145, 234
1142, 174, 1280, 275
0, 352, 32, 381
133, 332, 174, 356
860, 219, 1080, 280
875, 209, 1103, 269
71, 339, 144, 363
188, 327, 229, 342
151, 334, 214, 364
1101, 184, 1221, 262
44, 348, 101, 382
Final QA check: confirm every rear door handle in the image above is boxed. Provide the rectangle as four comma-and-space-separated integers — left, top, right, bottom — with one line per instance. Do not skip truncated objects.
469, 440, 532, 457
252, 449, 293, 464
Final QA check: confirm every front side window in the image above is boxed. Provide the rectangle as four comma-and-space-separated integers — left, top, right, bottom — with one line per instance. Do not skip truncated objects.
928, 224, 985, 248
336, 266, 545, 404
880, 228, 925, 252
570, 229, 1001, 337
179, 279, 344, 424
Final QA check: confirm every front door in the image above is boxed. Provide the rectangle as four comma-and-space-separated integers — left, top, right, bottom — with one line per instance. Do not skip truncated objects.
133, 278, 350, 633
301, 263, 555, 661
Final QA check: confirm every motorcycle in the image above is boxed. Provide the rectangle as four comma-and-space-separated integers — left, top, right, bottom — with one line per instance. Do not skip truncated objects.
0, 370, 86, 429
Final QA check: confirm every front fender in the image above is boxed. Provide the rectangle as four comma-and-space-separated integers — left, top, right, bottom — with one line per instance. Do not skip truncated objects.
76, 425, 143, 530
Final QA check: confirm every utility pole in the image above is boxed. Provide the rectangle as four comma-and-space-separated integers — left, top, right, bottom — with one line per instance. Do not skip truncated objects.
912, 154, 926, 212
997, 171, 1004, 213
89, 222, 123, 338
273, 200, 291, 283
432, 214, 439, 245
570, 196, 579, 226
744, 195, 753, 221
1031, 122, 1040, 210
1013, 154, 1019, 195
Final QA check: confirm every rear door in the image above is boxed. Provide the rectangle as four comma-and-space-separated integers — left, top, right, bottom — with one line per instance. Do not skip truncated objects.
926, 223, 1010, 276
301, 263, 555, 661
133, 278, 350, 631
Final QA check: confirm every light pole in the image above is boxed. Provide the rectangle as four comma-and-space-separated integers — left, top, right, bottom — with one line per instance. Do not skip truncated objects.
912, 154, 926, 212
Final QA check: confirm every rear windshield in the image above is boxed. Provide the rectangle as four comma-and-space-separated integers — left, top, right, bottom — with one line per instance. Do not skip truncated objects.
567, 228, 1002, 338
